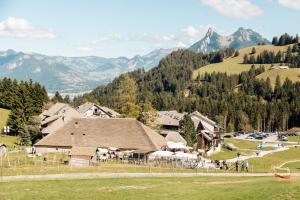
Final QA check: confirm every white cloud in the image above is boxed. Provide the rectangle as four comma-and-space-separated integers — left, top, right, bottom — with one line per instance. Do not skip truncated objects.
93, 33, 122, 44
130, 33, 177, 42
76, 46, 94, 52
181, 25, 214, 39
201, 0, 264, 19
0, 17, 56, 39
269, 0, 300, 10
176, 41, 188, 48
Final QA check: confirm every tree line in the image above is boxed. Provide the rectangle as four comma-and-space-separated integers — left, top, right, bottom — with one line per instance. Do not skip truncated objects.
243, 45, 300, 67
0, 78, 48, 144
272, 33, 299, 46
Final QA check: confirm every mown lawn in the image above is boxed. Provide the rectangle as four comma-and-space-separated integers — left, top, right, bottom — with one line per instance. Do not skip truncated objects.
0, 135, 19, 148
288, 136, 300, 143
208, 148, 254, 160
224, 138, 259, 150
0, 176, 300, 200
249, 147, 300, 173
0, 108, 10, 134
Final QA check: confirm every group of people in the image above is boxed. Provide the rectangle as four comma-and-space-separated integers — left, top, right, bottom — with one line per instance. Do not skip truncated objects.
235, 160, 249, 172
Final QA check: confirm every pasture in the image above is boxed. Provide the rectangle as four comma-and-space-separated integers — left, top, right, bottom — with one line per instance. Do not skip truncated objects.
249, 147, 300, 173
192, 44, 289, 78
256, 68, 300, 87
0, 108, 10, 134
0, 176, 299, 200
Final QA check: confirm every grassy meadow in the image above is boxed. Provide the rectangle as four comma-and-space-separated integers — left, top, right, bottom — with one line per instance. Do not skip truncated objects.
192, 44, 289, 78
257, 68, 300, 87
0, 176, 300, 200
249, 147, 300, 173
0, 108, 10, 134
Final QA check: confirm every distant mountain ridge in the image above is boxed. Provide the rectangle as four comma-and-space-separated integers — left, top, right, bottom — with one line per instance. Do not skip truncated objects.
0, 48, 173, 93
0, 27, 270, 93
189, 27, 270, 53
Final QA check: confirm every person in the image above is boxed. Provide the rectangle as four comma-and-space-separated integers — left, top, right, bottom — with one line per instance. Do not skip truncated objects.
241, 161, 245, 172
244, 160, 249, 172
235, 161, 239, 172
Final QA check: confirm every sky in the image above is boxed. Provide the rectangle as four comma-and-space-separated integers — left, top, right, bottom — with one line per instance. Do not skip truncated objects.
0, 0, 299, 58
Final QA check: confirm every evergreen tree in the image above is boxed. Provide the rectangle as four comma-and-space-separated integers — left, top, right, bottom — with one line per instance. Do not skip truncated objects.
272, 37, 278, 45
114, 74, 141, 118
179, 115, 196, 147
234, 50, 240, 57
51, 91, 64, 103
243, 54, 249, 64
274, 75, 282, 98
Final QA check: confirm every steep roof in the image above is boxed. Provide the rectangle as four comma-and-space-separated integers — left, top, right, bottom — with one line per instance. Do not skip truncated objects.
76, 102, 120, 118
41, 106, 82, 135
70, 146, 96, 156
76, 102, 95, 114
40, 103, 68, 118
35, 118, 166, 152
164, 132, 187, 145
99, 106, 120, 118
155, 111, 185, 126
190, 111, 216, 133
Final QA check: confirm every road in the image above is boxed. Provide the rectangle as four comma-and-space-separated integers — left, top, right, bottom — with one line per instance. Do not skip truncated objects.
1, 172, 300, 182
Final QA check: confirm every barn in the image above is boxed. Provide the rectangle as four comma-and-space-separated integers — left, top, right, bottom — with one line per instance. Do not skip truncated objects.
34, 118, 166, 155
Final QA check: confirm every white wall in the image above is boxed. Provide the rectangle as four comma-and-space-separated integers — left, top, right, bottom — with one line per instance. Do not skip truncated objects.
35, 146, 71, 154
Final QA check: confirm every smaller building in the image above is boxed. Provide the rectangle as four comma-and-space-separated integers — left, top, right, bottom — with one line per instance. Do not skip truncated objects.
40, 103, 82, 136
69, 146, 97, 166
155, 110, 223, 153
270, 65, 289, 70
76, 102, 120, 118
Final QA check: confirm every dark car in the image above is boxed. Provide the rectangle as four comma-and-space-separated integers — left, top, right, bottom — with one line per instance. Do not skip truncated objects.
255, 135, 263, 140
233, 132, 241, 137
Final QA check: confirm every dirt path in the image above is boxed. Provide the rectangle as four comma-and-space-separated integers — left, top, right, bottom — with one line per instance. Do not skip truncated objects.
1, 172, 300, 182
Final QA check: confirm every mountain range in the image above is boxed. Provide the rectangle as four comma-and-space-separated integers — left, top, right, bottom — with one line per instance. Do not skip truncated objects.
189, 27, 270, 53
0, 27, 270, 93
0, 48, 173, 93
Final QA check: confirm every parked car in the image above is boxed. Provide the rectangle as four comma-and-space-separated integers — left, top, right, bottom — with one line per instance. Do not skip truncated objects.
233, 132, 240, 137
255, 135, 263, 140
247, 135, 255, 139
279, 136, 288, 141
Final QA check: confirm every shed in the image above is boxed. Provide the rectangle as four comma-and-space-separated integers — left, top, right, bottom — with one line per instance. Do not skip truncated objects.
69, 146, 97, 166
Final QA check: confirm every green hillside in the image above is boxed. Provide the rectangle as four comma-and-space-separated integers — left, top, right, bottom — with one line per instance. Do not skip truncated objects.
193, 44, 290, 78
257, 68, 300, 87
0, 108, 10, 132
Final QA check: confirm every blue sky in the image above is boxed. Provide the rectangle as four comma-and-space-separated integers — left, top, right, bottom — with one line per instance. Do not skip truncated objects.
0, 0, 299, 58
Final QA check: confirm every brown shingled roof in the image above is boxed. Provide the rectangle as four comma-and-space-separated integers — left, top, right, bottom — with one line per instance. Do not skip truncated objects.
70, 147, 96, 156
35, 118, 166, 152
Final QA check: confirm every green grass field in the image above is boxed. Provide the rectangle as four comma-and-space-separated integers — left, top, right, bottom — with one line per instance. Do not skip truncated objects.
192, 44, 289, 78
224, 138, 259, 150
0, 176, 299, 200
249, 147, 300, 173
0, 108, 10, 133
0, 135, 19, 148
288, 136, 300, 142
257, 68, 300, 87
208, 148, 254, 160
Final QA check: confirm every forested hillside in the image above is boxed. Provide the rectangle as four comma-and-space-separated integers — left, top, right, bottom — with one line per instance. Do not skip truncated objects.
75, 33, 300, 132
0, 78, 48, 140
